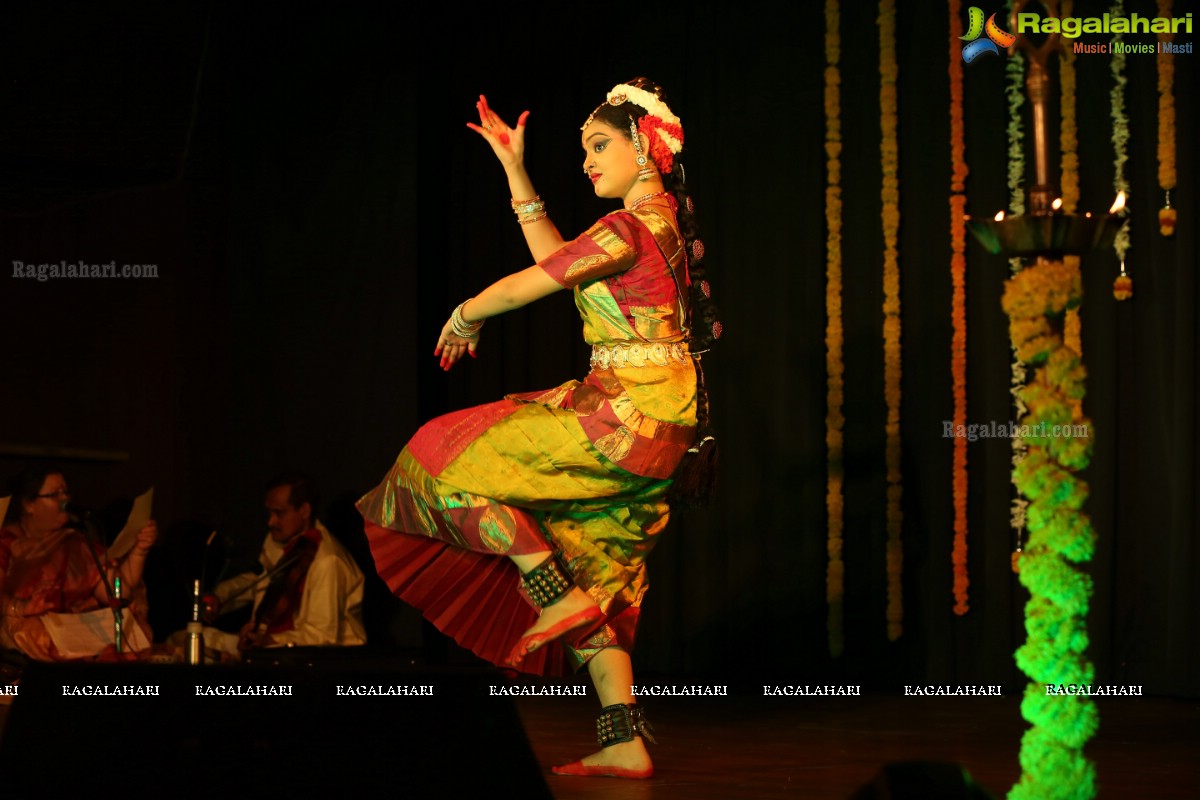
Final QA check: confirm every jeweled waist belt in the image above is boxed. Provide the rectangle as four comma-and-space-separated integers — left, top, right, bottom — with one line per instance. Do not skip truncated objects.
590, 342, 690, 369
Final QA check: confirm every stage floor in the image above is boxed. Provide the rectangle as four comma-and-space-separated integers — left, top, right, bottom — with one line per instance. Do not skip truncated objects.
2, 669, 1196, 798
518, 692, 1200, 799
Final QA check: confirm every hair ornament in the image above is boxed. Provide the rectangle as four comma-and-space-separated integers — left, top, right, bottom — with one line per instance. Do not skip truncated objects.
609, 83, 684, 173
582, 81, 685, 174
605, 84, 681, 133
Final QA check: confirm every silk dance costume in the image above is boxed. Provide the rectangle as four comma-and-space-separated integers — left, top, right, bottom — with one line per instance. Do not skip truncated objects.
358, 200, 698, 676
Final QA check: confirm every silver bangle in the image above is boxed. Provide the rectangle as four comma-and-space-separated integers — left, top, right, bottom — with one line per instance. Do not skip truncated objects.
451, 300, 484, 339
511, 195, 545, 215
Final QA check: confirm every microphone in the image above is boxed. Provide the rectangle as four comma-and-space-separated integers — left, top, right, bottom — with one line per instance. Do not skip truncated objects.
61, 501, 93, 524
201, 529, 236, 594
200, 530, 221, 591
197, 530, 236, 625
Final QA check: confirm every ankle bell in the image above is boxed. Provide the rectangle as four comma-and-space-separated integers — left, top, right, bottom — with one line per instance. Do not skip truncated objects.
520, 554, 574, 608
596, 703, 656, 747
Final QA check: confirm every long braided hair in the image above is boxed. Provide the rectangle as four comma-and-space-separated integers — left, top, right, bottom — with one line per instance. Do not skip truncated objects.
589, 78, 722, 506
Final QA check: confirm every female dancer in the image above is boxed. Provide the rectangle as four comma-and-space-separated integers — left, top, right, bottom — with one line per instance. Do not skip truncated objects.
358, 77, 719, 779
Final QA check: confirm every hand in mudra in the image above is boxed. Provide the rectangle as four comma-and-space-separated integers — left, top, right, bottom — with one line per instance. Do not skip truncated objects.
465, 94, 529, 168
435, 317, 479, 372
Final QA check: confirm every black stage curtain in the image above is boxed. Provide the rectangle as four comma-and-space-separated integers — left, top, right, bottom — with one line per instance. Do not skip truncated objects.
1, 0, 1195, 694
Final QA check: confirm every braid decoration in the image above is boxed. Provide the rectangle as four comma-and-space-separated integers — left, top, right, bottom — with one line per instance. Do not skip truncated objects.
664, 162, 722, 507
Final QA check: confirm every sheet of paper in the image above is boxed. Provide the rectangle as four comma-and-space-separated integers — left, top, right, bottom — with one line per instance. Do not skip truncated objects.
107, 486, 153, 559
42, 608, 152, 658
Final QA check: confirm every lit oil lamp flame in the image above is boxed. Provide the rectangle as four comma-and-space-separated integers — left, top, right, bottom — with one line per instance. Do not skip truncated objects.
1109, 191, 1126, 214
994, 210, 1006, 222
1052, 198, 1063, 211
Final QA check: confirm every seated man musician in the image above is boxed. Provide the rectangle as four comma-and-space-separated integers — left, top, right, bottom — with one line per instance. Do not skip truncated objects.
203, 473, 365, 656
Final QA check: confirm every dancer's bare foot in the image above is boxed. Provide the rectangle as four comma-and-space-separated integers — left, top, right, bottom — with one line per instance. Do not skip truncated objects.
506, 587, 603, 665
552, 739, 654, 779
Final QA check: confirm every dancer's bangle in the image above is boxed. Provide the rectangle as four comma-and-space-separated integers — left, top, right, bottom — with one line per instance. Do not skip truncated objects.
451, 300, 484, 339
511, 195, 545, 215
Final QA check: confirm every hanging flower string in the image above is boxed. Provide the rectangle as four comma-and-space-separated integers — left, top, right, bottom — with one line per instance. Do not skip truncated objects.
1060, 42, 1084, 438
1004, 259, 1099, 800
1061, 45, 1082, 357
879, 0, 903, 641
824, 0, 846, 659
1110, 0, 1132, 301
949, 0, 969, 616
1005, 1, 1030, 567
1157, 0, 1177, 237
1004, 6, 1027, 235
1059, 50, 1079, 216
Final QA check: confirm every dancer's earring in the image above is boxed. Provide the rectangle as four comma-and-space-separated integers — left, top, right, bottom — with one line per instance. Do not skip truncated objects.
630, 121, 656, 182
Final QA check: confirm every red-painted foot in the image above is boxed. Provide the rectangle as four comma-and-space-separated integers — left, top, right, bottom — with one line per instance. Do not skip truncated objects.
551, 760, 654, 779
505, 607, 604, 666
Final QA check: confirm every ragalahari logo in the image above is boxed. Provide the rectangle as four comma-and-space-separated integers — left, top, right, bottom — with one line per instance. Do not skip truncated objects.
961, 7, 1016, 62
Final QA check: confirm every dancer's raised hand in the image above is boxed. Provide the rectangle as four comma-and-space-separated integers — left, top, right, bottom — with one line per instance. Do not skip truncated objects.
466, 94, 529, 170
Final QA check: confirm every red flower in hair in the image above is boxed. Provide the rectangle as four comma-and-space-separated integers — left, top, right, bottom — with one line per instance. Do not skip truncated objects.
637, 117, 683, 174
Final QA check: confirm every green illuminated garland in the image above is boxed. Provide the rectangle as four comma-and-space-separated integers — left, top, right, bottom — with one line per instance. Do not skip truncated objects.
1003, 259, 1099, 800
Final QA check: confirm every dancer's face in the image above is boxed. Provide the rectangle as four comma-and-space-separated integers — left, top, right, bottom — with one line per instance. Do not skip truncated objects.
582, 121, 640, 201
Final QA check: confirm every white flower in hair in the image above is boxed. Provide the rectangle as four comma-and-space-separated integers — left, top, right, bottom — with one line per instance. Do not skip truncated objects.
607, 84, 683, 153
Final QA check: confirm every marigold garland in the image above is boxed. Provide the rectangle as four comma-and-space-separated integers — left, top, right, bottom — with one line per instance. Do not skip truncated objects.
949, 0, 969, 616
1003, 259, 1099, 800
1113, 272, 1133, 301
1005, 4, 1030, 556
824, 0, 846, 659
1110, 1, 1132, 300
1059, 52, 1079, 216
1061, 45, 1082, 357
1004, 19, 1027, 225
879, 0, 902, 641
1157, 0, 1177, 237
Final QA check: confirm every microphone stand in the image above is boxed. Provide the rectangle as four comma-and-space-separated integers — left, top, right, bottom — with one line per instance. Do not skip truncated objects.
74, 510, 126, 654
113, 577, 123, 654
199, 531, 218, 593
